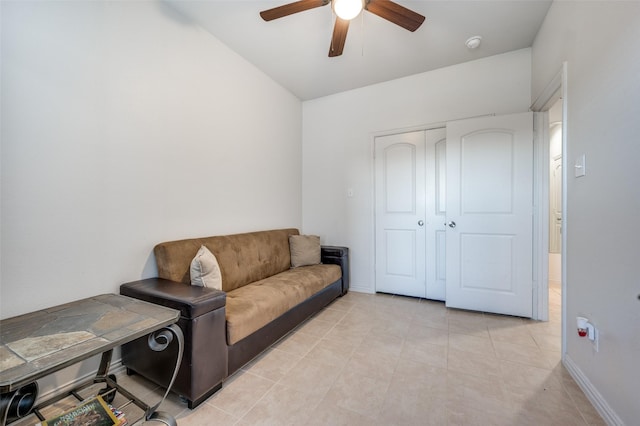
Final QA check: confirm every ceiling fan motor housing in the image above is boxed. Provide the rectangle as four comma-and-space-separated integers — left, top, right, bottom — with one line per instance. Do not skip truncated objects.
332, 0, 364, 21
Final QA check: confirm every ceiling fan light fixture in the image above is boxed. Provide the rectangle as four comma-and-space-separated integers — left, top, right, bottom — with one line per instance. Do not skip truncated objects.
333, 0, 363, 21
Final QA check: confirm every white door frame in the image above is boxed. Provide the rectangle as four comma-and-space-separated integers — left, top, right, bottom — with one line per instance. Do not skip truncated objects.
530, 62, 568, 355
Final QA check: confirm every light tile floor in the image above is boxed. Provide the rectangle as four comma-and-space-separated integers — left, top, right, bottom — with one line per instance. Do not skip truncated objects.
17, 284, 605, 425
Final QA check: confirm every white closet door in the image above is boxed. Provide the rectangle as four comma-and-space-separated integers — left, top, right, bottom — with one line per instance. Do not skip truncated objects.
425, 128, 447, 301
374, 131, 427, 298
445, 112, 534, 317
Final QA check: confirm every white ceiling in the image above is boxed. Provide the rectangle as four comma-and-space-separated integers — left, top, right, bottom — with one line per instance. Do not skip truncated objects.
165, 0, 552, 100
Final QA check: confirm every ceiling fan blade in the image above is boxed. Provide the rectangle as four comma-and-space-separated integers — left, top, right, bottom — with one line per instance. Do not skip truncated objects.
260, 0, 329, 21
328, 17, 350, 57
365, 0, 425, 32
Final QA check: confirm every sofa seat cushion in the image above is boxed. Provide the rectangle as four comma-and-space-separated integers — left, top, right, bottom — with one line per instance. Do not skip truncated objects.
225, 264, 341, 345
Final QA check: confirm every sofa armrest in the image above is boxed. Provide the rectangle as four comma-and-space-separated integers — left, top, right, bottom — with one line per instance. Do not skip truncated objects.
120, 278, 225, 320
321, 246, 349, 295
120, 277, 228, 408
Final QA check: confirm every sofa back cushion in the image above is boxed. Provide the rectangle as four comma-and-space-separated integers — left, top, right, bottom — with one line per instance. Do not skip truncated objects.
154, 228, 299, 292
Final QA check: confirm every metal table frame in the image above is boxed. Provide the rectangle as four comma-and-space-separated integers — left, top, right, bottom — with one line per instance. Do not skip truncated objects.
0, 294, 184, 426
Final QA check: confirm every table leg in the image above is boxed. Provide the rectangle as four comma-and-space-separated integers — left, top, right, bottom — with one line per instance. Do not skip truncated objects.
144, 324, 184, 426
93, 350, 118, 403
96, 349, 113, 377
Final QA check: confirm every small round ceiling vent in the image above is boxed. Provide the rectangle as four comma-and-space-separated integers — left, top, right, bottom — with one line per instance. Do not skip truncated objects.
465, 36, 482, 49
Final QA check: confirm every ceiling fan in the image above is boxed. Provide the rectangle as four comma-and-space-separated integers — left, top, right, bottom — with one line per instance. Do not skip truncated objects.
260, 0, 425, 57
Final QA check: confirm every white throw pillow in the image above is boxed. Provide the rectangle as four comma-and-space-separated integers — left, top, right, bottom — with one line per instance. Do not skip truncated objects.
190, 245, 222, 290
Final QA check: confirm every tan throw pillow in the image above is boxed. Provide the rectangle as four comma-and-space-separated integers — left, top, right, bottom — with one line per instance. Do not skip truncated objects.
190, 245, 222, 290
289, 235, 321, 268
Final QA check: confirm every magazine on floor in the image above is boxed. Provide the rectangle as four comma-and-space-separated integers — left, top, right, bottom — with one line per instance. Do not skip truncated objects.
35, 395, 126, 426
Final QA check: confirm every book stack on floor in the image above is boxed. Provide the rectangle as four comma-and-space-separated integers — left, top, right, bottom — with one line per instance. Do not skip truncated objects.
108, 403, 127, 425
35, 395, 127, 426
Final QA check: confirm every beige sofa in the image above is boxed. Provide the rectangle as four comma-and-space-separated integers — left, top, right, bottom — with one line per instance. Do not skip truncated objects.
120, 228, 349, 408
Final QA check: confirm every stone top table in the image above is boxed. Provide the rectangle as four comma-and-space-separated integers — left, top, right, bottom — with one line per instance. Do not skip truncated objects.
0, 294, 182, 426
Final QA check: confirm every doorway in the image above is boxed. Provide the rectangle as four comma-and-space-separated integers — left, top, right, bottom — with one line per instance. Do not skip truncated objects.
530, 62, 567, 354
548, 99, 563, 324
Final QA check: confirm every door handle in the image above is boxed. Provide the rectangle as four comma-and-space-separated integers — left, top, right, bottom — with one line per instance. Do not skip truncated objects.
418, 220, 424, 227
447, 221, 456, 228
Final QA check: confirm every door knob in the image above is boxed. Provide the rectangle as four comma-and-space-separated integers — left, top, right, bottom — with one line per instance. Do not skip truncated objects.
447, 221, 456, 228
418, 220, 424, 226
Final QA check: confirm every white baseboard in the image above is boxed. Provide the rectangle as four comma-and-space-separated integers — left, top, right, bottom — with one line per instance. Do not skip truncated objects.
563, 355, 625, 426
347, 284, 374, 294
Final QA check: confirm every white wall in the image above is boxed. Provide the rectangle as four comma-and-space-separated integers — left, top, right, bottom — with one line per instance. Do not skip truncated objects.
302, 49, 532, 293
532, 2, 640, 424
1, 0, 302, 319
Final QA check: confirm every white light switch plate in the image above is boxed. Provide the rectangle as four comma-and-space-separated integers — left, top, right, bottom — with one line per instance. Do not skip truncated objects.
574, 154, 586, 177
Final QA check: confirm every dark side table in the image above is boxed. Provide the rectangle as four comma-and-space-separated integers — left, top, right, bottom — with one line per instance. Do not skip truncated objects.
0, 294, 183, 426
